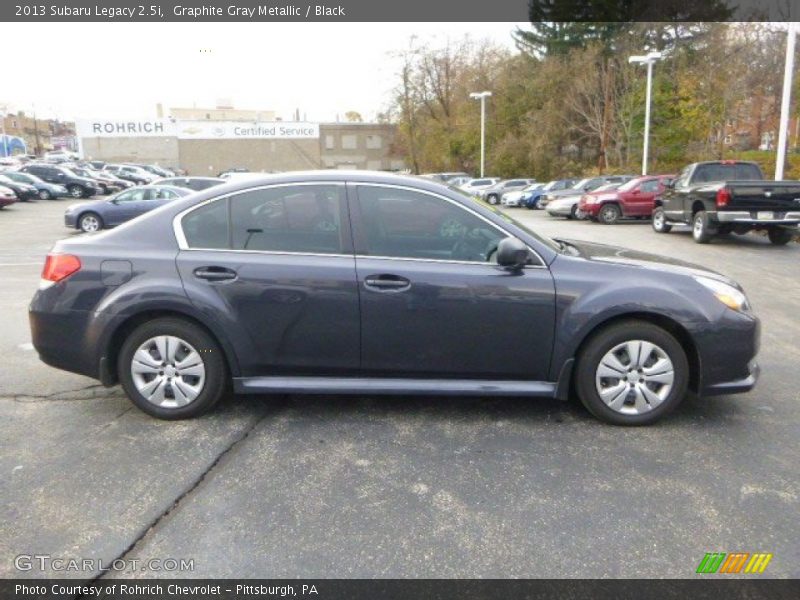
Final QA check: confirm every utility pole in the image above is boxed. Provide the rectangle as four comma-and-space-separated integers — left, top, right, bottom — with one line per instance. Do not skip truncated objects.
775, 22, 796, 180
629, 51, 663, 176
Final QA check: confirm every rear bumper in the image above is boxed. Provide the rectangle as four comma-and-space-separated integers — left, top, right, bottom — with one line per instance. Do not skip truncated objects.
29, 306, 99, 379
546, 203, 575, 216
715, 210, 800, 225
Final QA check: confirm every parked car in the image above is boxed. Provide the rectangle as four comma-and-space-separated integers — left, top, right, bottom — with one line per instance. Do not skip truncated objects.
423, 172, 471, 183
135, 164, 174, 178
579, 175, 674, 224
481, 179, 537, 205
19, 164, 101, 198
0, 174, 39, 202
0, 185, 17, 208
154, 176, 225, 192
459, 177, 500, 195
541, 176, 633, 216
0, 170, 69, 200
88, 160, 107, 171
103, 164, 155, 185
30, 171, 759, 425
653, 160, 800, 245
524, 179, 578, 209
502, 183, 543, 207
67, 166, 128, 195
64, 185, 191, 233
43, 149, 79, 162
218, 168, 250, 178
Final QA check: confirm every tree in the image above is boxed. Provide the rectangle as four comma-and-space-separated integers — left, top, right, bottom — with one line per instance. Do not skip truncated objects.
344, 111, 363, 122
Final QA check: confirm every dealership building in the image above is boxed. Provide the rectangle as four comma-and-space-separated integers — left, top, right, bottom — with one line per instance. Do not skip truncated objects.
76, 111, 406, 175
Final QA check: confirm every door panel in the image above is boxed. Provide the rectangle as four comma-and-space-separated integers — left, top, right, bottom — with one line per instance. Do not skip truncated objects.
351, 184, 556, 381
355, 257, 556, 380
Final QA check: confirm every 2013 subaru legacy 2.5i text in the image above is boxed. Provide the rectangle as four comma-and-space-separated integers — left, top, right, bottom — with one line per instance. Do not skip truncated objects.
29, 171, 760, 425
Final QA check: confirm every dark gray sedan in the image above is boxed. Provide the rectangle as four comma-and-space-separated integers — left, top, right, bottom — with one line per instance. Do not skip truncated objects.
30, 171, 759, 425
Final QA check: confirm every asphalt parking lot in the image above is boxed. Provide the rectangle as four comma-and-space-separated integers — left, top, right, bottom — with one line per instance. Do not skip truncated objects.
1, 197, 798, 579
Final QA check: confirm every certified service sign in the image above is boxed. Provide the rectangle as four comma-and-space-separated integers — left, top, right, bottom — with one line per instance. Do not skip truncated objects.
177, 121, 320, 139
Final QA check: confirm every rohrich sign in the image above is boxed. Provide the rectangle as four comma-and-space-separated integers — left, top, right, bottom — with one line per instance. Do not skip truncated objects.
76, 119, 320, 140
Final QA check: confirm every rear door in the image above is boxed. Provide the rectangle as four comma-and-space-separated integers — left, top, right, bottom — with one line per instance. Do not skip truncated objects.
175, 182, 360, 377
349, 183, 556, 381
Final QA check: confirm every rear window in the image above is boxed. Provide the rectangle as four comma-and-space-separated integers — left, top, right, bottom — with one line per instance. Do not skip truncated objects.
692, 163, 763, 183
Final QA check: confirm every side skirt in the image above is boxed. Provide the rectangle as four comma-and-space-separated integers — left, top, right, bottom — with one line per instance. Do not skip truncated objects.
233, 376, 558, 397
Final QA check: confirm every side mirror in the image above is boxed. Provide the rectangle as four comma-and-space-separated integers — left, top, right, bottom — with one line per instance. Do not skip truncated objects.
497, 237, 529, 270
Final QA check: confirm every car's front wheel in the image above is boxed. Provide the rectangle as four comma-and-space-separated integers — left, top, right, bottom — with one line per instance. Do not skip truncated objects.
487, 194, 499, 205
79, 212, 103, 233
598, 203, 621, 225
38, 190, 52, 200
118, 318, 227, 419
68, 185, 84, 199
575, 320, 689, 425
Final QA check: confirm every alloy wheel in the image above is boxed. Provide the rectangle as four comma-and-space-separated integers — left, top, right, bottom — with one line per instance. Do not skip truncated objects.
130, 335, 206, 408
80, 214, 100, 233
594, 340, 675, 415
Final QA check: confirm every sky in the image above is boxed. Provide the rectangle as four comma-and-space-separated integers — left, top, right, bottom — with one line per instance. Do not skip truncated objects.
1, 22, 525, 123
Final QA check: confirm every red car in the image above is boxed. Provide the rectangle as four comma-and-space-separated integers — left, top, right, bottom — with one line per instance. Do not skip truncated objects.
0, 185, 17, 209
579, 174, 674, 224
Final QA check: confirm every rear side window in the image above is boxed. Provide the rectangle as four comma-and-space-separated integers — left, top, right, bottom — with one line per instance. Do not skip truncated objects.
181, 184, 345, 254
183, 198, 229, 250
230, 185, 343, 253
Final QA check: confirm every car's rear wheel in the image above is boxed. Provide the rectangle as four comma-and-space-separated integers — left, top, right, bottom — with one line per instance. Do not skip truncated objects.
575, 321, 689, 425
598, 203, 621, 225
767, 228, 795, 246
38, 190, 52, 200
487, 194, 499, 205
651, 207, 671, 233
118, 318, 227, 419
692, 210, 715, 243
566, 204, 578, 220
79, 212, 103, 233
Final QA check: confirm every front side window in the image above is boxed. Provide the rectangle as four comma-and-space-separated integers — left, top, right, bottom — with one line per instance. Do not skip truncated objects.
356, 186, 506, 263
640, 179, 660, 193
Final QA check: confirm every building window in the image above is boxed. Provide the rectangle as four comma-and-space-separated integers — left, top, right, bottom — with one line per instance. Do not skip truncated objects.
366, 135, 382, 149
341, 135, 357, 150
325, 135, 335, 150
366, 160, 382, 171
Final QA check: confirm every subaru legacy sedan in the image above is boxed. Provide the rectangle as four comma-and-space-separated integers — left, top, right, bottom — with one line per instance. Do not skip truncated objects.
29, 171, 759, 425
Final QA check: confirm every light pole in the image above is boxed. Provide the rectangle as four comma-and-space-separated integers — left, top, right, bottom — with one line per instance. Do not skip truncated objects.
775, 22, 796, 180
469, 91, 492, 177
0, 104, 8, 158
629, 51, 663, 175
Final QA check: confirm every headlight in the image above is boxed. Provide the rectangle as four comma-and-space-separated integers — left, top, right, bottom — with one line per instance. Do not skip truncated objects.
694, 276, 751, 312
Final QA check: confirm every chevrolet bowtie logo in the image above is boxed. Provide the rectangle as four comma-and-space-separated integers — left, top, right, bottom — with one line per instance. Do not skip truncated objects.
181, 127, 202, 135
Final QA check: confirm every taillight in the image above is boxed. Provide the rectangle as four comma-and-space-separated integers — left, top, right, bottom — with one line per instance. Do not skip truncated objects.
41, 254, 81, 283
716, 187, 731, 207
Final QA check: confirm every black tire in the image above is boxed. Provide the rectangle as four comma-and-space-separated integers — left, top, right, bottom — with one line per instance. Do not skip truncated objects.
651, 207, 672, 233
487, 194, 499, 205
692, 210, 715, 244
117, 318, 227, 420
38, 189, 52, 200
575, 320, 689, 425
598, 203, 621, 225
566, 204, 578, 220
78, 212, 103, 233
767, 228, 795, 246
68, 184, 84, 199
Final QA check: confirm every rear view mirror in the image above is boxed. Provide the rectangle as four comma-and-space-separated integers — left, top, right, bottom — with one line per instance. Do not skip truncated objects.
497, 237, 529, 271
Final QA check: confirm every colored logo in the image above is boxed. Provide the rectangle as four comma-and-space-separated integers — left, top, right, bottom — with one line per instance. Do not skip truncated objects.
696, 552, 772, 574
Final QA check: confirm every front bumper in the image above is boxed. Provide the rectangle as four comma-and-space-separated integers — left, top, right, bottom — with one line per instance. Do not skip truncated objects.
696, 309, 760, 397
578, 202, 601, 217
702, 360, 760, 396
64, 213, 78, 227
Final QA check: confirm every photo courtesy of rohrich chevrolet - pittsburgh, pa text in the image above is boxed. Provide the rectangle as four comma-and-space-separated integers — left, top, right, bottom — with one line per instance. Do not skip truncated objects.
0, 0, 798, 598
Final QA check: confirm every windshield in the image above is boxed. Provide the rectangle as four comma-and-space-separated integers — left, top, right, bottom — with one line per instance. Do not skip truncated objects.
593, 182, 621, 192
572, 178, 591, 190
617, 178, 644, 192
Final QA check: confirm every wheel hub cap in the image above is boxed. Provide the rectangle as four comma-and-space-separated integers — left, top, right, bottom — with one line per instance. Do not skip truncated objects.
595, 340, 674, 415
130, 335, 206, 408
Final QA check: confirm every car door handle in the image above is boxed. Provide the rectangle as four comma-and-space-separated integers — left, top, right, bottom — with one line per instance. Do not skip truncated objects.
193, 266, 237, 282
364, 274, 411, 291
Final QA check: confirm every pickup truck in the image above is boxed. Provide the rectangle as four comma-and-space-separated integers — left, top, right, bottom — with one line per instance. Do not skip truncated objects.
652, 160, 800, 245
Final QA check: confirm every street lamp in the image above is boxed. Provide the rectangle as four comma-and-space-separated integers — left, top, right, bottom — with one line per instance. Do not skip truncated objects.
775, 22, 796, 180
0, 104, 8, 159
469, 91, 492, 177
629, 51, 663, 175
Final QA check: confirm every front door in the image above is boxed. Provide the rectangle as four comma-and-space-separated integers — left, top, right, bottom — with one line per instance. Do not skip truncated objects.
350, 184, 556, 381
175, 183, 360, 377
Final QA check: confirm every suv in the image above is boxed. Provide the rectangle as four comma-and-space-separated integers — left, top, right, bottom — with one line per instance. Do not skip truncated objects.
579, 175, 674, 224
20, 164, 100, 198
104, 164, 155, 185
